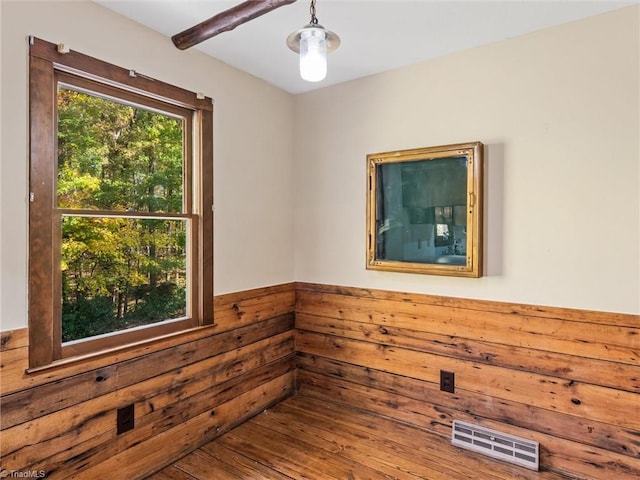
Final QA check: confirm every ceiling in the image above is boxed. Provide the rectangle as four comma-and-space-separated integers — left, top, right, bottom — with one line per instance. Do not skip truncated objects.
94, 0, 635, 94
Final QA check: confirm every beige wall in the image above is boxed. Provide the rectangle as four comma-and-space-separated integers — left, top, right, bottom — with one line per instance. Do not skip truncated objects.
1, 3, 638, 333
293, 6, 640, 314
0, 0, 296, 331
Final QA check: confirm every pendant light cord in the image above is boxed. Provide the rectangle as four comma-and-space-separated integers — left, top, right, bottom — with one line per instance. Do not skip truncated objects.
309, 0, 318, 24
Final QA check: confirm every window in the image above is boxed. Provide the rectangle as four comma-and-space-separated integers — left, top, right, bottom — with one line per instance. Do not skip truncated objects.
28, 38, 213, 368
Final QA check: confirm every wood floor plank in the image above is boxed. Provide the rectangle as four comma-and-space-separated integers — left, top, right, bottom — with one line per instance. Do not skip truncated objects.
294, 396, 563, 480
251, 401, 469, 480
221, 421, 398, 480
215, 424, 339, 479
200, 443, 295, 479
175, 450, 251, 480
285, 395, 568, 480
149, 466, 196, 480
148, 395, 574, 480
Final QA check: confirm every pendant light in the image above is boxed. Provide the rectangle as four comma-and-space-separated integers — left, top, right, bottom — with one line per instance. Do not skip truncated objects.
286, 0, 340, 82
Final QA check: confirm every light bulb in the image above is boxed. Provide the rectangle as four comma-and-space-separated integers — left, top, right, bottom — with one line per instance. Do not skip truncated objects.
299, 27, 327, 82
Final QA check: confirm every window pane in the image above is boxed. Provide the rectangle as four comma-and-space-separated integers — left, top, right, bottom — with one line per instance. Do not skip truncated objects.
57, 86, 184, 213
61, 216, 188, 343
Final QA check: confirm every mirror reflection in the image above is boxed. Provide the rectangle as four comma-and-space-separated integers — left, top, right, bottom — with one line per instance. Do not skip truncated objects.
376, 156, 468, 265
367, 142, 483, 277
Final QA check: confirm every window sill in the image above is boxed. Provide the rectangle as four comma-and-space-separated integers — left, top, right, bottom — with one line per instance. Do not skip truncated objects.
25, 323, 218, 375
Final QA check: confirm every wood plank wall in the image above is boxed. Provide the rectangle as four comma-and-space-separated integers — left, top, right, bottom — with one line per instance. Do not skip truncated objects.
295, 282, 640, 480
0, 283, 296, 479
3, 281, 638, 479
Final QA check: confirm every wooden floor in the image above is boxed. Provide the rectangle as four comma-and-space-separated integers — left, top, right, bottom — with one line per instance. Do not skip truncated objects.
146, 394, 573, 480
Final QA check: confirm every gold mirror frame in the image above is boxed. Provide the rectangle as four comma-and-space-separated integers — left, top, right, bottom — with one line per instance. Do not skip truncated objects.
366, 142, 483, 277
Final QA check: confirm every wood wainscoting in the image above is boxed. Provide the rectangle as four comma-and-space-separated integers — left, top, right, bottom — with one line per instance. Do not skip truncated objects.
0, 283, 296, 479
2, 281, 638, 479
295, 282, 640, 480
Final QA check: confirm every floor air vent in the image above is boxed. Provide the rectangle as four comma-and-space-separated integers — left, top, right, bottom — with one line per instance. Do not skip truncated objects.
451, 420, 539, 471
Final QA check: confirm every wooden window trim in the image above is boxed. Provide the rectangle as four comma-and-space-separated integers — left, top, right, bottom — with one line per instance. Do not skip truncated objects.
28, 37, 213, 369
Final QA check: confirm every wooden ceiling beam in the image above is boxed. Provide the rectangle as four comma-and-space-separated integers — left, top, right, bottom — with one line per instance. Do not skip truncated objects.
172, 0, 297, 50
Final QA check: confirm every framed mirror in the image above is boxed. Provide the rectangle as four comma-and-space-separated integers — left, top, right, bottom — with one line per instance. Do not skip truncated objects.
366, 142, 483, 277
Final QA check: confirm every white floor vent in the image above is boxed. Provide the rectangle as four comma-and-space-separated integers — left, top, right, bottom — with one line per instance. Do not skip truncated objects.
451, 420, 539, 471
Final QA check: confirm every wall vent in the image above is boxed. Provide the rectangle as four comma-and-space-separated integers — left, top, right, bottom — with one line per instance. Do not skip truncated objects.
451, 420, 539, 471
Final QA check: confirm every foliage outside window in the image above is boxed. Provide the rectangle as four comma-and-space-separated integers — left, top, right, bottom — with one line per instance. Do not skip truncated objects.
28, 38, 213, 368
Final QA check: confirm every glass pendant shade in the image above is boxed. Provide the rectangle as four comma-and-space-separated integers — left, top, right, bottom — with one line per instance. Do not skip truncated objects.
287, 19, 340, 83
299, 27, 327, 82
